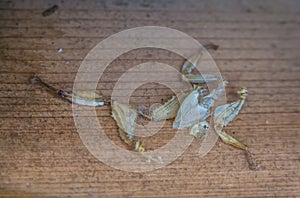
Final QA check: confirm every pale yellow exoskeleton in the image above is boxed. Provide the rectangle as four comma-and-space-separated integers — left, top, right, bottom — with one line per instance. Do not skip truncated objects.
146, 96, 180, 121
150, 90, 190, 121
30, 76, 109, 106
139, 89, 191, 121
213, 88, 248, 150
62, 89, 110, 106
111, 101, 137, 142
118, 128, 133, 146
112, 102, 147, 150
135, 140, 145, 152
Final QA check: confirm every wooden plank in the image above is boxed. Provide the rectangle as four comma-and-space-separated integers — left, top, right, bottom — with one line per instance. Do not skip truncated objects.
2, 49, 300, 62
2, 27, 300, 38
1, 60, 299, 74
0, 0, 300, 13
1, 19, 300, 30
0, 0, 299, 197
1, 38, 300, 50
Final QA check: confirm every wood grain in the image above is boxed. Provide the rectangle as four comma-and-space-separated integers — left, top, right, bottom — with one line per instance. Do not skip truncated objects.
0, 0, 300, 197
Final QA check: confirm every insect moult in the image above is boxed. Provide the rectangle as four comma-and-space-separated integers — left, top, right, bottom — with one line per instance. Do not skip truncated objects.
213, 88, 248, 150
30, 76, 109, 106
30, 42, 258, 170
189, 121, 210, 140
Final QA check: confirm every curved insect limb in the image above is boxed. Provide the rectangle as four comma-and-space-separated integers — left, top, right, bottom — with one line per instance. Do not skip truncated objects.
30, 76, 109, 106
215, 129, 248, 150
213, 88, 248, 150
182, 74, 218, 84
181, 42, 219, 75
182, 53, 203, 75
214, 88, 248, 129
118, 128, 133, 146
30, 76, 65, 98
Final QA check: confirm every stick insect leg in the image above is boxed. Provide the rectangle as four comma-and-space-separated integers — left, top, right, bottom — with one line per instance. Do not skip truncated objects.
30, 76, 72, 103
216, 130, 248, 150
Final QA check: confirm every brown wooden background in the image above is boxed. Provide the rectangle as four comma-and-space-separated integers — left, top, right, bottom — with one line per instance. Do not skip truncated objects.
1, 0, 300, 197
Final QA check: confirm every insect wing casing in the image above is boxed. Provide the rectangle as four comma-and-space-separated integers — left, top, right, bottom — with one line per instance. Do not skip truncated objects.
111, 101, 137, 139
173, 90, 208, 129
214, 99, 245, 129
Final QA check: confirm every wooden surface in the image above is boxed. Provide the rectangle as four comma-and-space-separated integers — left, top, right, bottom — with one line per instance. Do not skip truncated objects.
1, 0, 300, 197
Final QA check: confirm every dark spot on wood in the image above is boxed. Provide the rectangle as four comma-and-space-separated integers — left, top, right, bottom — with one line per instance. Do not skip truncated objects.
114, 0, 129, 7
279, 21, 287, 25
246, 8, 252, 13
244, 150, 263, 171
271, 43, 277, 48
9, 132, 18, 139
42, 5, 59, 17
141, 1, 150, 8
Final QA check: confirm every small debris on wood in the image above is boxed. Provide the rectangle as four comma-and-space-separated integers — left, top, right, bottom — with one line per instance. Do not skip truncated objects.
42, 5, 59, 17
244, 150, 263, 171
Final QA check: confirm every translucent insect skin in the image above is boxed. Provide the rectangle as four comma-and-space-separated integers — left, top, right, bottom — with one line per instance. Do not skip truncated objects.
182, 53, 203, 74
173, 89, 209, 129
149, 96, 180, 121
60, 89, 109, 107
182, 74, 218, 84
181, 43, 219, 75
213, 88, 248, 150
148, 90, 191, 121
30, 45, 256, 164
173, 83, 226, 130
190, 121, 210, 140
30, 76, 108, 106
112, 102, 147, 151
111, 101, 137, 142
